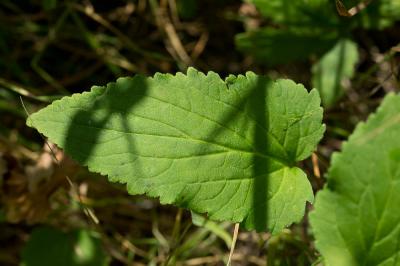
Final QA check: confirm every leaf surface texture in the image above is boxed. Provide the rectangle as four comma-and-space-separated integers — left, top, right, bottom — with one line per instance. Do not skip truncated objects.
310, 93, 400, 265
27, 68, 324, 233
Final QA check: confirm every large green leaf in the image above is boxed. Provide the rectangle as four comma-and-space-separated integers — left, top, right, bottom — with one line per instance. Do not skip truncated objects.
312, 38, 359, 107
27, 68, 325, 233
21, 227, 108, 266
310, 93, 400, 265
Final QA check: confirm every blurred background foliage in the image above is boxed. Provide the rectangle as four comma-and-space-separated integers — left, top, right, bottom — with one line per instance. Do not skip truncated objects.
0, 0, 399, 265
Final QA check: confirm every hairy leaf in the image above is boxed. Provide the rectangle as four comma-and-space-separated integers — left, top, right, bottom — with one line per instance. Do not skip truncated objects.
310, 93, 400, 265
27, 68, 324, 233
312, 38, 359, 107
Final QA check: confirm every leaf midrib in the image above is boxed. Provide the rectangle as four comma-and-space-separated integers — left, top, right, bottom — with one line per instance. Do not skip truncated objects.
36, 118, 290, 166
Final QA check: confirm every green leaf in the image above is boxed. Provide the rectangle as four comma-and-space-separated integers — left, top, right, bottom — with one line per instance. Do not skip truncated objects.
312, 38, 359, 107
249, 0, 400, 30
343, 0, 400, 29
236, 28, 337, 65
249, 0, 339, 28
21, 227, 109, 266
27, 68, 324, 233
310, 93, 400, 265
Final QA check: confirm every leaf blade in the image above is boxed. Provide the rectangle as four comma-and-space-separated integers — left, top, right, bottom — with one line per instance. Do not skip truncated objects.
312, 38, 359, 107
28, 68, 324, 233
310, 93, 400, 265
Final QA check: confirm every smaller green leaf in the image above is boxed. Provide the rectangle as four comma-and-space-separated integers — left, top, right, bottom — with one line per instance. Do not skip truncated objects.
312, 38, 359, 107
249, 0, 339, 28
310, 93, 400, 265
344, 0, 400, 29
236, 28, 337, 65
249, 0, 400, 30
21, 227, 109, 266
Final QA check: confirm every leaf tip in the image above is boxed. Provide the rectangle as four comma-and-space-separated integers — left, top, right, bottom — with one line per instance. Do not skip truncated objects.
26, 116, 34, 128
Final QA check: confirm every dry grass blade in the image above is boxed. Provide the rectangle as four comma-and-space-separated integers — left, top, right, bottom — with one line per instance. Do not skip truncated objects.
227, 223, 239, 266
312, 153, 321, 179
150, 0, 192, 67
69, 2, 166, 61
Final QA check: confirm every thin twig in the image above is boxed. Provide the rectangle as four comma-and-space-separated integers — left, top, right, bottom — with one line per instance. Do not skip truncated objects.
336, 0, 373, 17
69, 2, 168, 61
190, 32, 209, 62
149, 0, 192, 67
168, 0, 181, 26
312, 153, 321, 179
164, 20, 192, 66
227, 223, 239, 266
0, 78, 61, 102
